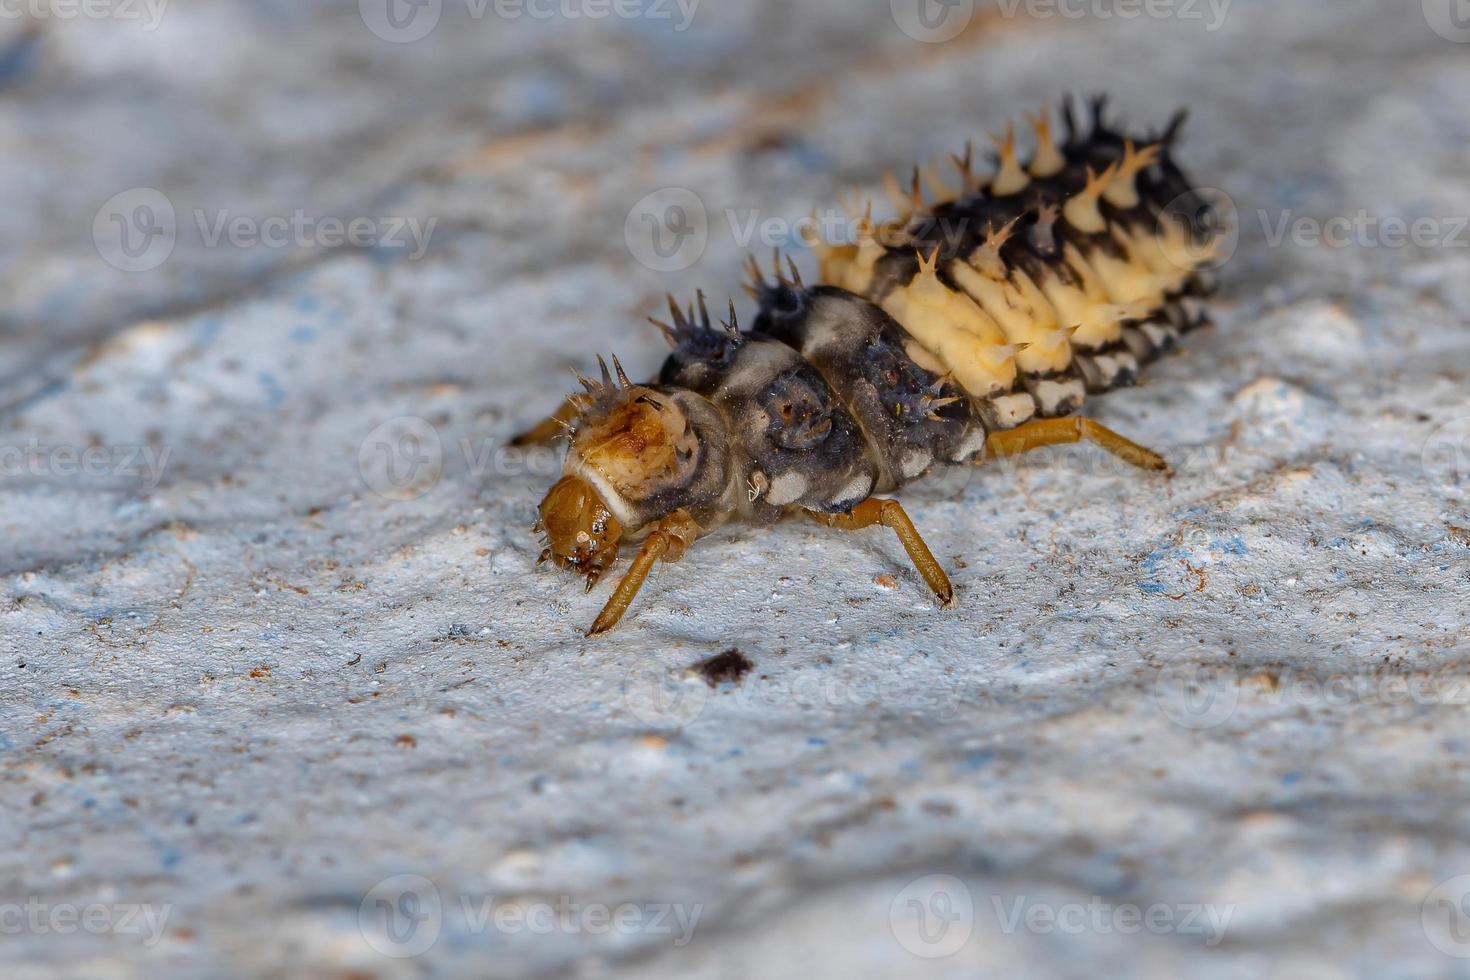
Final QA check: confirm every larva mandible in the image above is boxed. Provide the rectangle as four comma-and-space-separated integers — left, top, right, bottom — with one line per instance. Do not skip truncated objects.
516, 96, 1222, 635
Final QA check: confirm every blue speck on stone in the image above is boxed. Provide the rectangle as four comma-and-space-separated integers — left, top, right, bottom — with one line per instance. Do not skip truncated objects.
258, 371, 285, 408
961, 750, 995, 771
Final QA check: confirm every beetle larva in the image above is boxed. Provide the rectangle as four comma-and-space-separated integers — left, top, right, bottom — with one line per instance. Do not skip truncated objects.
517, 97, 1221, 634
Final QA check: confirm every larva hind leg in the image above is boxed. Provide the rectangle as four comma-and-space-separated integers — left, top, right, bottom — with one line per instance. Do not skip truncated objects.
805, 499, 955, 608
587, 510, 702, 636
984, 417, 1171, 474
511, 397, 581, 447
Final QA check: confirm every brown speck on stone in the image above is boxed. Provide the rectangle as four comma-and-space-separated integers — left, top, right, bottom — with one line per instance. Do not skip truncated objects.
692, 648, 753, 687
396, 734, 417, 749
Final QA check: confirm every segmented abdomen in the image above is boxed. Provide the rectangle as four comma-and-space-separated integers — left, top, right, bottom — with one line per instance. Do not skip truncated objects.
806, 97, 1217, 429
644, 99, 1216, 518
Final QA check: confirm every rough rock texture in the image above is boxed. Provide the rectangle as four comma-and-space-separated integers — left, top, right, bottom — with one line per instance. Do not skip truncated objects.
3, 1, 1469, 977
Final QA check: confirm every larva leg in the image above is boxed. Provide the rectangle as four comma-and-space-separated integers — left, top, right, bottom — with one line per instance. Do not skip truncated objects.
510, 397, 581, 446
985, 417, 1171, 473
587, 510, 701, 636
806, 499, 955, 607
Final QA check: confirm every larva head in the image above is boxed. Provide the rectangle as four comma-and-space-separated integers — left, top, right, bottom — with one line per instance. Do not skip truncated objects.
537, 474, 623, 590
537, 356, 703, 586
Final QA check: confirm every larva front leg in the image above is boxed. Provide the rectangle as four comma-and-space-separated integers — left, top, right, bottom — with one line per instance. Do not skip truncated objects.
509, 396, 581, 446
805, 498, 955, 608
984, 417, 1171, 474
587, 509, 702, 636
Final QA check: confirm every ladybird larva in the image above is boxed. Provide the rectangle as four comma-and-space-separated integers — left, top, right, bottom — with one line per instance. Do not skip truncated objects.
518, 96, 1221, 635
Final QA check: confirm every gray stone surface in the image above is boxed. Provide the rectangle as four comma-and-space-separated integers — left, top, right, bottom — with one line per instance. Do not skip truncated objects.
3, 1, 1470, 977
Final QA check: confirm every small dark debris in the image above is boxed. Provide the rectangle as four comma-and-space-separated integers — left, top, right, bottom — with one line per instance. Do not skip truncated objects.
692, 648, 753, 687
